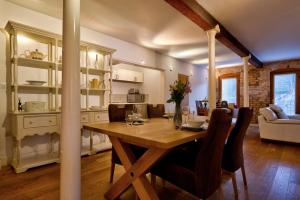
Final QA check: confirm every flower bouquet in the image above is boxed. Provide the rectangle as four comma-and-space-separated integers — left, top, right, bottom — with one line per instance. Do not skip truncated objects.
167, 80, 192, 127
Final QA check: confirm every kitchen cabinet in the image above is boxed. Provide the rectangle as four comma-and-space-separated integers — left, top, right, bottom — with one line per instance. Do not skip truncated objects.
113, 69, 144, 83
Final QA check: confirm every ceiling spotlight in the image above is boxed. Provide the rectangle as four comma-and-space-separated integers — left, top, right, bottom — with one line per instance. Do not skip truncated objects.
140, 60, 145, 65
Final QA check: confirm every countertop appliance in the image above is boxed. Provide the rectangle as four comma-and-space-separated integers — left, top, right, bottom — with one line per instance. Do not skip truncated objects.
127, 88, 145, 103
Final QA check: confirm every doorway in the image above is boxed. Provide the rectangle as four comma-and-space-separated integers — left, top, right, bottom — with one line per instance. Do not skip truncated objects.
178, 73, 189, 107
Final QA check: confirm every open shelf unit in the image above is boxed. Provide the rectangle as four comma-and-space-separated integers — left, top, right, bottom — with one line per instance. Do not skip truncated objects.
5, 21, 115, 173
6, 22, 115, 112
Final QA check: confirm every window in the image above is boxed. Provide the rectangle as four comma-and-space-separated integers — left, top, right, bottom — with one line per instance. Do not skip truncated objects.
273, 74, 296, 115
222, 78, 237, 104
219, 74, 240, 106
271, 69, 300, 115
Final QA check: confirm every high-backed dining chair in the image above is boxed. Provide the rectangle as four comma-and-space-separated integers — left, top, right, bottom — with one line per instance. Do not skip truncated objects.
151, 109, 232, 199
222, 107, 253, 197
108, 104, 133, 122
147, 104, 165, 118
108, 104, 135, 183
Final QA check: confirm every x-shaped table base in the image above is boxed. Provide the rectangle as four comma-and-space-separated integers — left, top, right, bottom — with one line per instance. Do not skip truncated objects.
105, 136, 168, 200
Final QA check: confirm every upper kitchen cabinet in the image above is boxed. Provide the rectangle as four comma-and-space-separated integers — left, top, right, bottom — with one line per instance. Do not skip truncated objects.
112, 63, 144, 83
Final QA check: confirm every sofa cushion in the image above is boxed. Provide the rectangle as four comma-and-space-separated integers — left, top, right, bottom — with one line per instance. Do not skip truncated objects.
260, 108, 278, 121
269, 104, 289, 119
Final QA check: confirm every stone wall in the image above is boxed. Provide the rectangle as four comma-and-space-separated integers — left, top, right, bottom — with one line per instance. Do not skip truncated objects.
216, 59, 300, 123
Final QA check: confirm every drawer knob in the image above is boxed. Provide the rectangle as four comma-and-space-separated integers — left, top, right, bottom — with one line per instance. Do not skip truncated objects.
29, 121, 33, 124
49, 120, 52, 123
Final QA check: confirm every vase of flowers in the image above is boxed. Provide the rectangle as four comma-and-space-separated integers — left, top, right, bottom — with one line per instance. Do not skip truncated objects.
167, 80, 192, 128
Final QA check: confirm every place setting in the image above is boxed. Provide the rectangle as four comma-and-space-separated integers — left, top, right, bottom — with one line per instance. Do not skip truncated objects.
125, 110, 149, 126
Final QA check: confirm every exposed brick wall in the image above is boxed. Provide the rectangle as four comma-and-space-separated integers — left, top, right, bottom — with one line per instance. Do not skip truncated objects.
216, 59, 300, 123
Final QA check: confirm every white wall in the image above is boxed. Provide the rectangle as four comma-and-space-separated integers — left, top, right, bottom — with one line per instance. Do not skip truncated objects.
0, 0, 208, 166
155, 53, 208, 113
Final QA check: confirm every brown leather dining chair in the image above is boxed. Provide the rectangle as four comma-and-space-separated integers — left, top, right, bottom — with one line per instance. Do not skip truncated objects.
147, 104, 165, 118
222, 107, 253, 197
108, 104, 135, 183
151, 109, 232, 199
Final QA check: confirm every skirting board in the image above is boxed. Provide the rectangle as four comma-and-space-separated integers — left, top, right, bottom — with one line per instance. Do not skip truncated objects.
261, 138, 300, 146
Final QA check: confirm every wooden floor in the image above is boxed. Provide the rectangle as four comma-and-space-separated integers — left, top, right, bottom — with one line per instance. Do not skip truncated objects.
1, 126, 300, 200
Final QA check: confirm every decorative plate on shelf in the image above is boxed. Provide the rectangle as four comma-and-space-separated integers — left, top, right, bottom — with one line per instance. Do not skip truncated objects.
26, 80, 47, 86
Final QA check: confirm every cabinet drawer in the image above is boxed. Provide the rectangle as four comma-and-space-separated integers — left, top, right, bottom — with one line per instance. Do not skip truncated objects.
94, 113, 102, 122
94, 112, 109, 122
23, 115, 57, 128
81, 113, 89, 123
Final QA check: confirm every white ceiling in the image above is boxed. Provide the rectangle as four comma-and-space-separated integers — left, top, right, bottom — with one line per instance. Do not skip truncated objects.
196, 0, 300, 63
6, 0, 300, 66
5, 0, 242, 67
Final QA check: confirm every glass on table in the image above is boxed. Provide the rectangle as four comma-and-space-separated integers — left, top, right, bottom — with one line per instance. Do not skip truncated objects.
182, 106, 190, 124
125, 110, 133, 126
165, 108, 174, 121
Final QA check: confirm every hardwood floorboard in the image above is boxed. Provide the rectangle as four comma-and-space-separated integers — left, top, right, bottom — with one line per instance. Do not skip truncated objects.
1, 126, 300, 200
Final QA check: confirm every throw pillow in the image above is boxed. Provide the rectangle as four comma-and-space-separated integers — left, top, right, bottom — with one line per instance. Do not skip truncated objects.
259, 107, 278, 121
269, 104, 289, 119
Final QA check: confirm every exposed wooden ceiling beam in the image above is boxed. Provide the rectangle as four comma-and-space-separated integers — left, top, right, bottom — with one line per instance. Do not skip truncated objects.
165, 0, 263, 68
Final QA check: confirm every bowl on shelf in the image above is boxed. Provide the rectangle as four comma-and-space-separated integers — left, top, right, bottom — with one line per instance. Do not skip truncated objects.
90, 106, 101, 110
26, 80, 47, 86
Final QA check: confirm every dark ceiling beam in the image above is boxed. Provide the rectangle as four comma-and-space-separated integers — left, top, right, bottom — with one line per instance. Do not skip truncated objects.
165, 0, 263, 68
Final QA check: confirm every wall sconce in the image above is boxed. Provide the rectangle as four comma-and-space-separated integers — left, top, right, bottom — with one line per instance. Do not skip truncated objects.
190, 70, 193, 77
169, 65, 173, 71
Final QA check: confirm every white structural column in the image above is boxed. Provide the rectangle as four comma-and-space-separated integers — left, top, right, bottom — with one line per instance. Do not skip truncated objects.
242, 55, 251, 107
206, 25, 220, 116
60, 0, 81, 199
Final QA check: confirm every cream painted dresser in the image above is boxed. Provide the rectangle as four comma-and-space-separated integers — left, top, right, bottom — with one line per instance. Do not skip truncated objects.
5, 21, 115, 173
10, 110, 111, 173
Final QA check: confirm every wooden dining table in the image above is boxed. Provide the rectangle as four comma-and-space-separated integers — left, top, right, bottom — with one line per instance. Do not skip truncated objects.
83, 118, 207, 200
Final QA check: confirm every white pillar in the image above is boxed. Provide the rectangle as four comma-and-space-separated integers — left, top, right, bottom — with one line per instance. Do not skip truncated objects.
60, 0, 81, 199
242, 55, 250, 107
206, 25, 220, 116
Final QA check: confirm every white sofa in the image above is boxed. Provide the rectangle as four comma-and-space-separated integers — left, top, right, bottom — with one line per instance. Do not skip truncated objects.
258, 106, 300, 143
